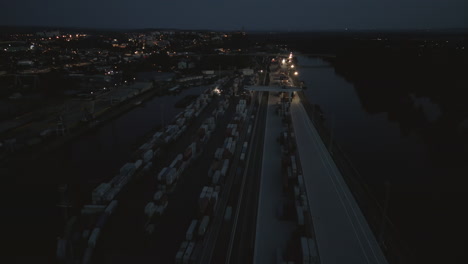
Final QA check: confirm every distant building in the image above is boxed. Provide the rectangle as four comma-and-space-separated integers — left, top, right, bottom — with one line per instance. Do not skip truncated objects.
17, 60, 34, 66
202, 70, 215, 75
241, 68, 254, 76
178, 61, 195, 70
36, 30, 60, 38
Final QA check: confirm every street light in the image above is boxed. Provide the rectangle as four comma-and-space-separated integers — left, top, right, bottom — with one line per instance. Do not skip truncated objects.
294, 71, 298, 76
291, 65, 295, 69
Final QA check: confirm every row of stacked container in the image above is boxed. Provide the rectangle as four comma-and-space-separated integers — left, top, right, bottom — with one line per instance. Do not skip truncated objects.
144, 114, 218, 230
92, 160, 143, 205
175, 95, 252, 264
81, 200, 118, 264
80, 88, 217, 263
92, 96, 210, 205
274, 95, 320, 264
276, 98, 291, 117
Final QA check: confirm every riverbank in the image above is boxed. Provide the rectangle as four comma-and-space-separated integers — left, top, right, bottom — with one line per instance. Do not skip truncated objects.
294, 54, 411, 263
295, 54, 468, 264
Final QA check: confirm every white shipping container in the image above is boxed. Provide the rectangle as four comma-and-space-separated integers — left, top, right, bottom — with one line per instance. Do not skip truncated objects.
139, 142, 152, 150
198, 216, 210, 236
212, 170, 221, 184
308, 238, 319, 262
81, 205, 106, 215
153, 190, 164, 201
186, 220, 198, 240
145, 202, 157, 218
166, 168, 177, 185
230, 141, 236, 153
135, 160, 143, 170
240, 153, 245, 161
221, 159, 230, 177
175, 249, 184, 264
143, 150, 153, 163
301, 237, 310, 264
105, 200, 118, 215
143, 162, 152, 172
153, 131, 164, 139
158, 167, 168, 181
88, 228, 101, 248
183, 242, 195, 264
92, 183, 110, 204
296, 201, 304, 226
120, 163, 136, 176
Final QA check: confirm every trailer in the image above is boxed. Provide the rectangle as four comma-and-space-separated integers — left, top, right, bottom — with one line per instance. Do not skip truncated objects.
212, 170, 221, 185
221, 159, 230, 177
183, 242, 195, 264
88, 228, 101, 248
186, 220, 198, 240
198, 216, 210, 237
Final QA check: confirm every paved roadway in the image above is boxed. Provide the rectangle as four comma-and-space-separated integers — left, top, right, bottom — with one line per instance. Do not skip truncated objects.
199, 91, 258, 264
253, 92, 297, 264
226, 92, 269, 264
290, 96, 388, 264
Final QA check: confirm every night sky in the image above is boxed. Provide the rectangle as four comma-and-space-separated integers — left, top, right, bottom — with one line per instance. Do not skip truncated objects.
1, 0, 467, 30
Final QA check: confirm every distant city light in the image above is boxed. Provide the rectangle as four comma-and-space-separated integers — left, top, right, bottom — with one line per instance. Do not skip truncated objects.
282, 59, 286, 64
294, 71, 298, 76
291, 65, 295, 69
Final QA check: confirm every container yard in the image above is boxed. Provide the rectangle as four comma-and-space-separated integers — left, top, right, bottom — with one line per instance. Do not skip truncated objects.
56, 78, 230, 264
77, 76, 250, 264
173, 89, 255, 264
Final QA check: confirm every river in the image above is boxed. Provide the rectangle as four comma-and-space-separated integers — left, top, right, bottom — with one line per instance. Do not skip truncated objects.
297, 55, 468, 264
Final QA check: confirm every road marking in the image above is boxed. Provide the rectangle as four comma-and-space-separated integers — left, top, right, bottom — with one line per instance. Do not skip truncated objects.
292, 99, 385, 264
296, 102, 384, 263
293, 99, 380, 263
226, 93, 261, 264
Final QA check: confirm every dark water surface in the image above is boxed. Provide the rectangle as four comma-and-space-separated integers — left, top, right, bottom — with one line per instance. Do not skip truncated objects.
297, 56, 468, 263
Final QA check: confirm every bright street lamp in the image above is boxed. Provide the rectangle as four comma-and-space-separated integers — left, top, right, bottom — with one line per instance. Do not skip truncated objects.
294, 71, 298, 76
291, 65, 295, 69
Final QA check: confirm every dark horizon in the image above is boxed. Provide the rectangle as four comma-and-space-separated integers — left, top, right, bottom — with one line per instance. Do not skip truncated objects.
2, 24, 468, 34
2, 0, 467, 32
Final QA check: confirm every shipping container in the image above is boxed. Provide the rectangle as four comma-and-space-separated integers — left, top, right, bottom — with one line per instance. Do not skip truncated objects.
301, 237, 310, 264
143, 150, 153, 163
198, 216, 210, 236
221, 159, 230, 177
176, 241, 189, 264
158, 167, 168, 181
212, 170, 221, 185
88, 228, 101, 248
186, 220, 198, 240
105, 200, 118, 215
224, 206, 232, 221
308, 238, 319, 263
183, 242, 195, 264
82, 247, 94, 264
296, 201, 304, 226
